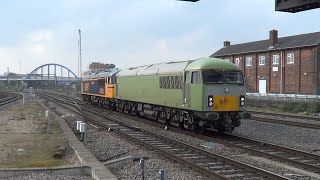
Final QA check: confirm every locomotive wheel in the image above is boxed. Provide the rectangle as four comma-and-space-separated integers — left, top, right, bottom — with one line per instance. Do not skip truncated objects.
170, 110, 181, 127
130, 104, 137, 116
157, 109, 167, 124
185, 114, 200, 132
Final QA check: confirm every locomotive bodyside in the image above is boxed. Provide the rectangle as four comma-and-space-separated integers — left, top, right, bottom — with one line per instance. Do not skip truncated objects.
116, 61, 189, 108
82, 78, 106, 97
81, 69, 120, 105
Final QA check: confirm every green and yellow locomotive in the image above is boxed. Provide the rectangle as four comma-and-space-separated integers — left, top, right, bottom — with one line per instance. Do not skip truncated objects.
81, 58, 251, 133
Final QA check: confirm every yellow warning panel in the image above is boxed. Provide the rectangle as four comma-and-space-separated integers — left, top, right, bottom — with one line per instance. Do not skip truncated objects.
212, 96, 239, 111
106, 84, 115, 98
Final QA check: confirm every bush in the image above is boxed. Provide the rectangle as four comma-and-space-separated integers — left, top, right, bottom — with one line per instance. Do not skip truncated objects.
279, 101, 295, 112
307, 101, 320, 113
291, 103, 305, 113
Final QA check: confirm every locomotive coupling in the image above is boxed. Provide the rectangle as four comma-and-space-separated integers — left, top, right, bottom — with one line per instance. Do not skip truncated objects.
239, 111, 251, 119
205, 112, 219, 121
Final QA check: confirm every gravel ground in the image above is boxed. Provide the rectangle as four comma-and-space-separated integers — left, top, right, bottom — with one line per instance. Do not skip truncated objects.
0, 95, 90, 180
252, 113, 320, 125
233, 119, 320, 154
48, 99, 216, 179
85, 130, 209, 180
0, 173, 93, 180
109, 114, 320, 179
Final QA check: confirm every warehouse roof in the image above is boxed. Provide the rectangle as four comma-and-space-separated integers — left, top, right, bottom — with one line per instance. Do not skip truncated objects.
211, 31, 320, 57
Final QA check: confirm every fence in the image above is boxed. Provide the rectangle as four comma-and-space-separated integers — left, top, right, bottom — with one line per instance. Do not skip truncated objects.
246, 93, 320, 102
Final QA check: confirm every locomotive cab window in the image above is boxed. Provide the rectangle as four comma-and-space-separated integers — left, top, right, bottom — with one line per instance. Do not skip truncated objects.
225, 71, 244, 84
108, 76, 117, 84
202, 70, 224, 84
98, 79, 105, 86
113, 76, 117, 84
191, 71, 201, 84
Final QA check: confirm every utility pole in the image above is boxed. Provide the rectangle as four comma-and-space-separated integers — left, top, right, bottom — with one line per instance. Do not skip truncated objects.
78, 29, 82, 78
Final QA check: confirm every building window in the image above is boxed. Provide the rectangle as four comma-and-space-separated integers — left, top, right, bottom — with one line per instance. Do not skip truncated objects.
273, 55, 279, 65
246, 57, 252, 66
287, 52, 294, 64
235, 58, 240, 66
225, 59, 230, 62
259, 56, 265, 65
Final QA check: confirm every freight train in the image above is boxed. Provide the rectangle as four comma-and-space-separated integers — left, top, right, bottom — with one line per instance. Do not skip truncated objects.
81, 58, 251, 133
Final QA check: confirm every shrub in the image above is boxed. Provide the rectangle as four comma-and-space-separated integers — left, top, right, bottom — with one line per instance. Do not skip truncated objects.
279, 101, 295, 112
307, 101, 320, 113
291, 103, 305, 113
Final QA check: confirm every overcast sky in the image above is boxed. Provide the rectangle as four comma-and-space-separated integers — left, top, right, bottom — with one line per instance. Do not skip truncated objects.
0, 0, 319, 76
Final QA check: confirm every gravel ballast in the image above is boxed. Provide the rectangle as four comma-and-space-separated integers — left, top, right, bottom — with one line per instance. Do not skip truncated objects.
50, 98, 320, 180
0, 173, 93, 180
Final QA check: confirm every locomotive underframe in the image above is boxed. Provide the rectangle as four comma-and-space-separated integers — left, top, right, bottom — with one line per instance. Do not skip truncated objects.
82, 94, 247, 133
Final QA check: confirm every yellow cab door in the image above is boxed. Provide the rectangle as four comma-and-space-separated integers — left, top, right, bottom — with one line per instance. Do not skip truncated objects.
106, 76, 115, 98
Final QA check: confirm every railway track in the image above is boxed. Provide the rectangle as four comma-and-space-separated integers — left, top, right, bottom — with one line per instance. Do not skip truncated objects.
38, 91, 289, 180
38, 91, 320, 178
248, 110, 320, 129
38, 90, 320, 130
0, 92, 23, 107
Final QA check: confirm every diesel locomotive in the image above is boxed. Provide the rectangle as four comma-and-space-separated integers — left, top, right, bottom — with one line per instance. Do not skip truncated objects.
81, 58, 251, 133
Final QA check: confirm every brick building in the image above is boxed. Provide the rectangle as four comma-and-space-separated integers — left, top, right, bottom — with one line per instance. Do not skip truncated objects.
211, 30, 320, 94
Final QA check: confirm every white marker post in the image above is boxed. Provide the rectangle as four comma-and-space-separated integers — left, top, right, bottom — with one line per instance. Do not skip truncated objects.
76, 121, 82, 131
45, 110, 49, 129
79, 122, 86, 141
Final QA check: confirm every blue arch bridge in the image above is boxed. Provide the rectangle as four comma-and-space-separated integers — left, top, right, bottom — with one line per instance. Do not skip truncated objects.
0, 63, 81, 88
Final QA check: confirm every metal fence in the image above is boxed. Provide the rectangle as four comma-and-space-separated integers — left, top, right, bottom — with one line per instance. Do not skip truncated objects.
246, 93, 320, 102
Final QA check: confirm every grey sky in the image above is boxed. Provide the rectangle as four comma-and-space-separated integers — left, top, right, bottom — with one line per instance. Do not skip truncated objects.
0, 0, 319, 75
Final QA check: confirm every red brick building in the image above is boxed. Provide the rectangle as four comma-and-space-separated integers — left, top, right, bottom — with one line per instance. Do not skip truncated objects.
211, 30, 320, 94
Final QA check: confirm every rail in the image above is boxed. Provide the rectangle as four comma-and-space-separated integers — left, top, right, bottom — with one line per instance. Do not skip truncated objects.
0, 92, 23, 106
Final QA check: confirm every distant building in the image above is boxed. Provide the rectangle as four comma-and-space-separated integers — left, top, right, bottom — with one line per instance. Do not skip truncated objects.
83, 62, 116, 75
4, 72, 16, 76
211, 30, 320, 95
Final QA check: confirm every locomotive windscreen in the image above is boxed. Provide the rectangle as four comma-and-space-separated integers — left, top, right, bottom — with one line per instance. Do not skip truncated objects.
202, 70, 224, 84
202, 70, 244, 84
225, 71, 244, 84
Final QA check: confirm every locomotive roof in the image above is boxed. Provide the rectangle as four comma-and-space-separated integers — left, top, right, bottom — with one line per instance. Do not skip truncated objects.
82, 68, 120, 79
116, 58, 241, 77
185, 58, 241, 71
116, 60, 194, 77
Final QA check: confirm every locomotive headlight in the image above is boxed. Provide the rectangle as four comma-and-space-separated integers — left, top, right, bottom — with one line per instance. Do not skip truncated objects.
208, 95, 213, 107
224, 88, 229, 93
240, 95, 245, 106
